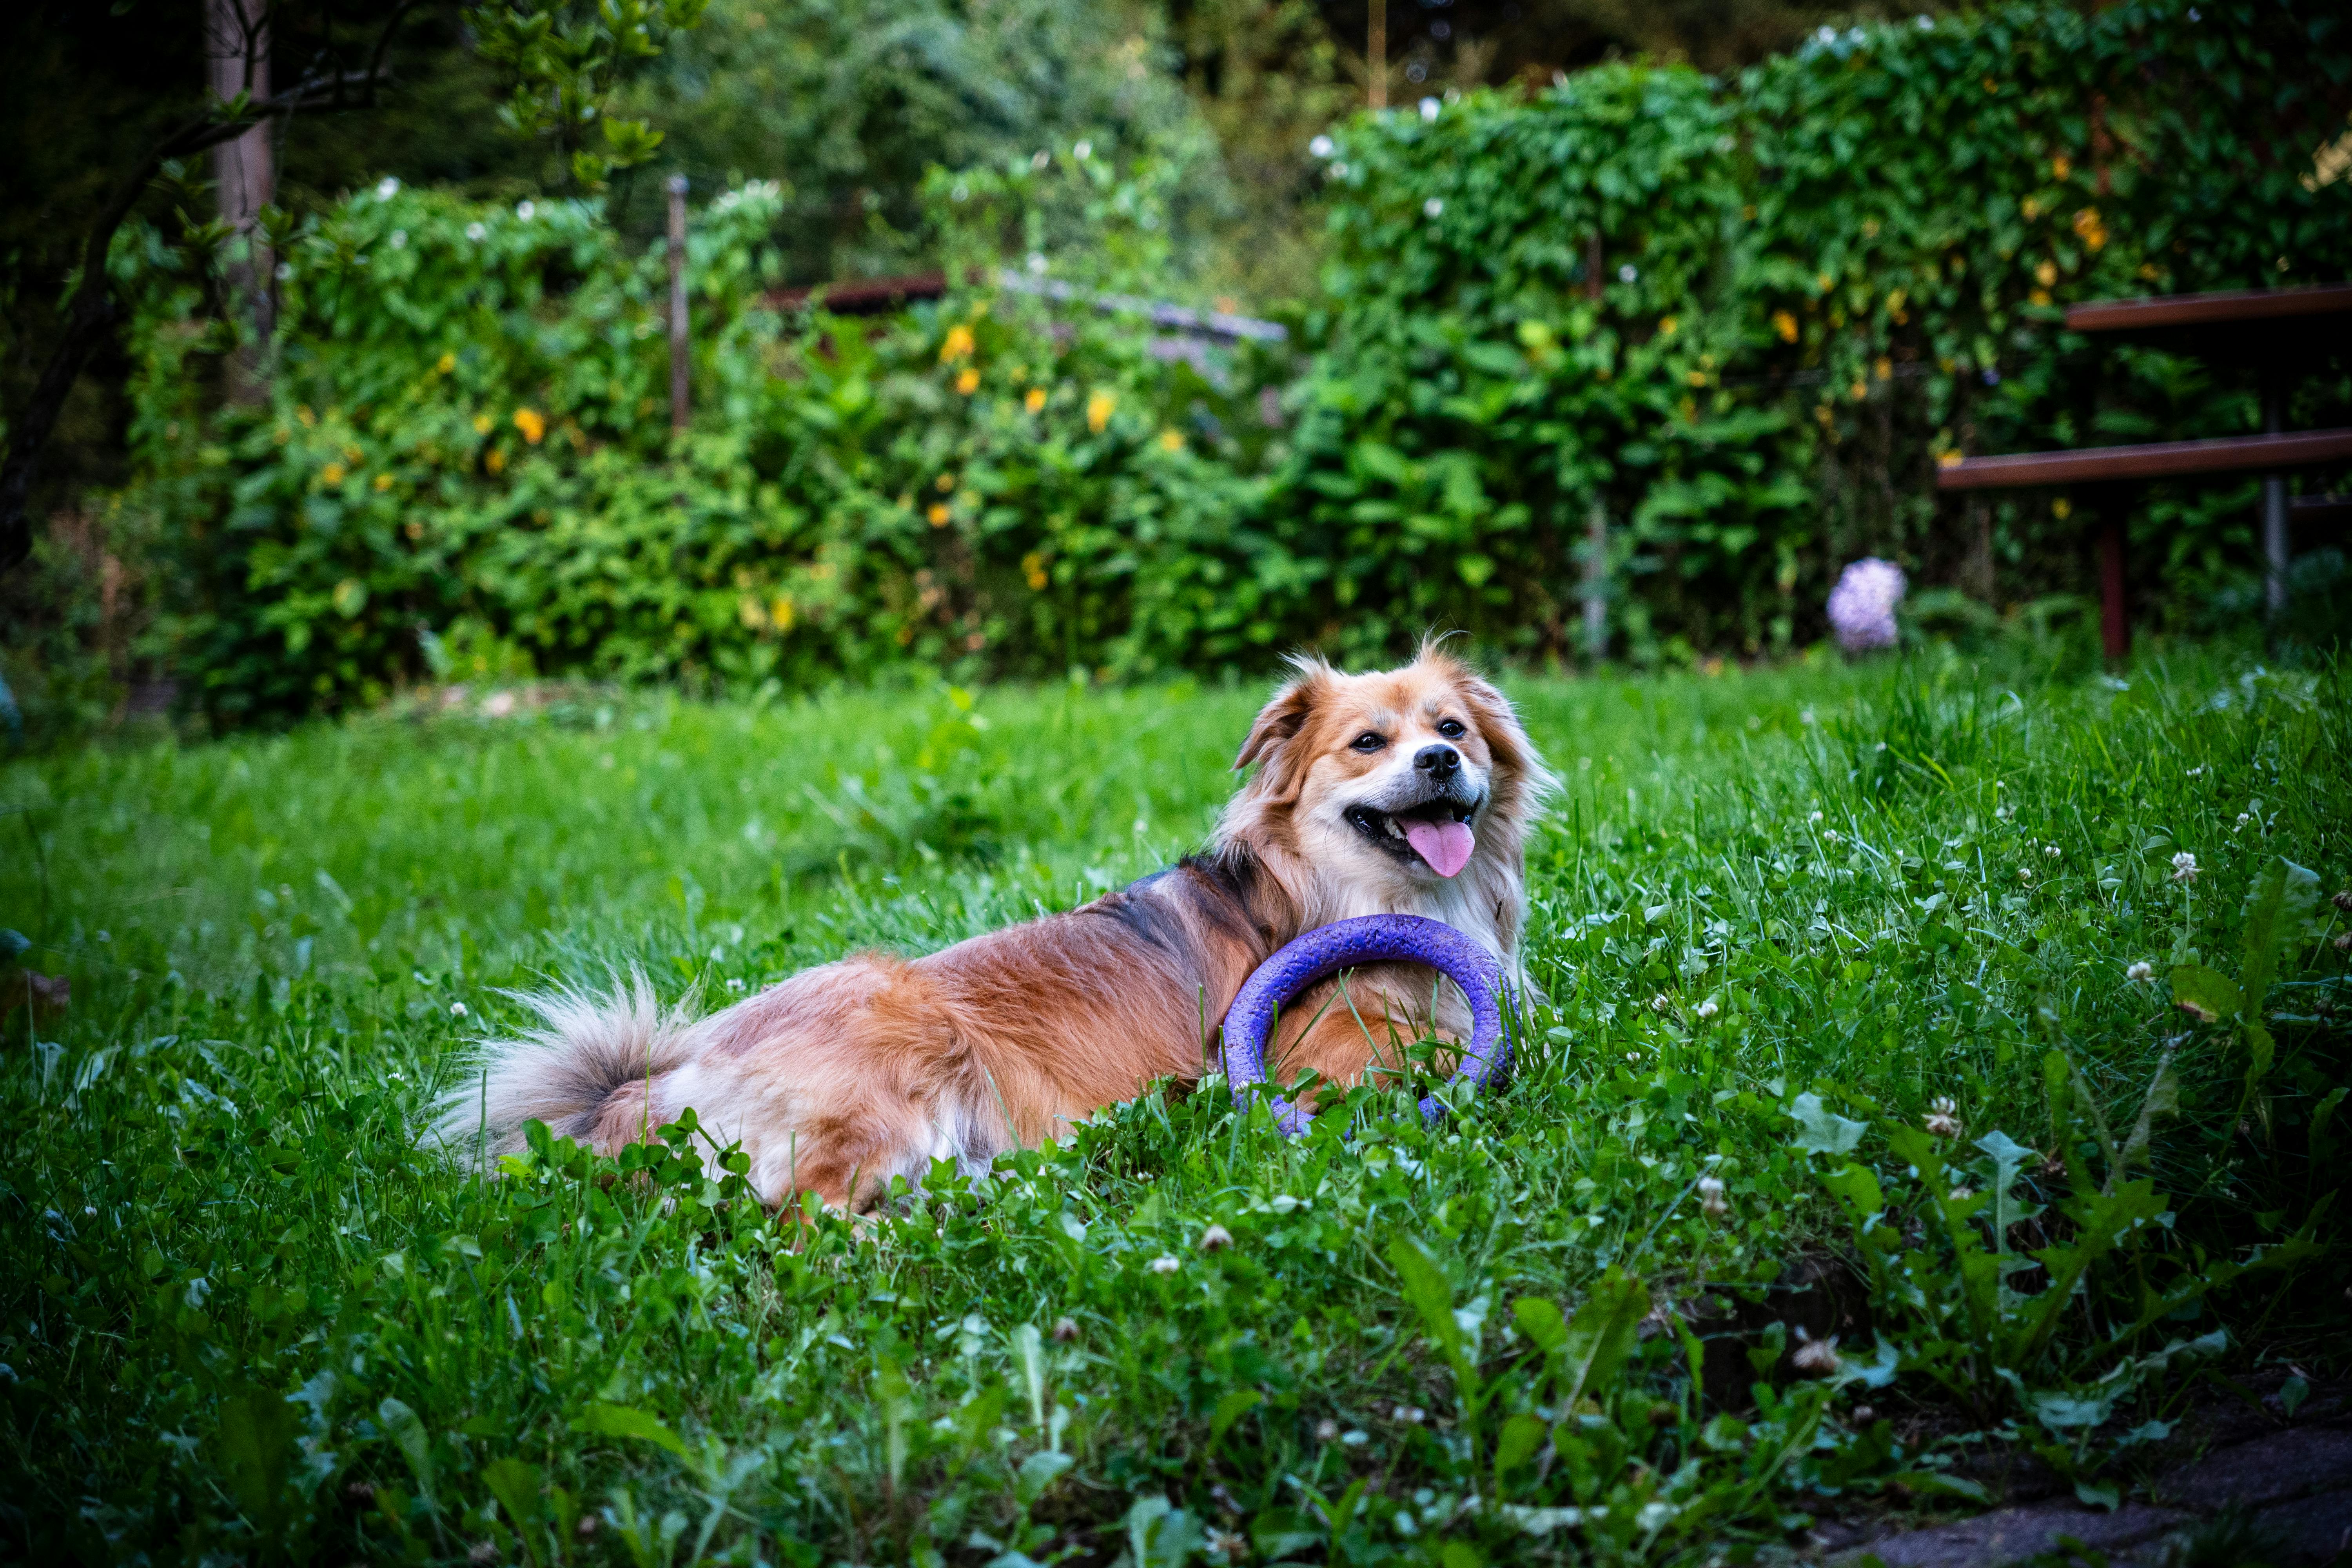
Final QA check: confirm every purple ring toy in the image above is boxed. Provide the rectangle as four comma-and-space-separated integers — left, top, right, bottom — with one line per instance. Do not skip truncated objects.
1219, 914, 1515, 1136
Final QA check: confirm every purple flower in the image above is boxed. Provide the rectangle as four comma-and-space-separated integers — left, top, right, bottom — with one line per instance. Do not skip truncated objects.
1827, 557, 1906, 652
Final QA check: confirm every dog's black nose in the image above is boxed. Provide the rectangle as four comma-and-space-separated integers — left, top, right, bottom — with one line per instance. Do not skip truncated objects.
1415, 743, 1460, 777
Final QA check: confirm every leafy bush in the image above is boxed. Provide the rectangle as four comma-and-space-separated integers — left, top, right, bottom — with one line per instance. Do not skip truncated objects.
63, 0, 2352, 727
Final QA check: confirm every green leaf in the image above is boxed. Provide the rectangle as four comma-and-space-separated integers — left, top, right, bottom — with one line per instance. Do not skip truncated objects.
1387, 1234, 1464, 1366
1555, 1270, 1647, 1408
1789, 1092, 1867, 1156
217, 1390, 301, 1543
2169, 963, 2241, 1024
482, 1457, 548, 1567
1494, 1412, 1547, 1479
569, 1401, 688, 1459
1512, 1296, 1567, 1355
1207, 1388, 1263, 1448
1015, 1448, 1073, 1505
2114, 1051, 2180, 1184
2238, 857, 2288, 1009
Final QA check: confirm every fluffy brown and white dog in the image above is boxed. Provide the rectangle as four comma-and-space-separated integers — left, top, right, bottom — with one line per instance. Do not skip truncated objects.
435, 645, 1552, 1210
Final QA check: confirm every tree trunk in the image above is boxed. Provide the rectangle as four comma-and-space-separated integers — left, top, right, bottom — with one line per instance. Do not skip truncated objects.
209, 0, 274, 403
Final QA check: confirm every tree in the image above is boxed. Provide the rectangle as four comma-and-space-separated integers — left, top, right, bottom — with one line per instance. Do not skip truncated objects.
0, 0, 706, 577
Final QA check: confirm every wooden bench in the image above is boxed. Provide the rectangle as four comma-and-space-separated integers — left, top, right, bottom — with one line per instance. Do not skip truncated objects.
1933, 283, 2352, 657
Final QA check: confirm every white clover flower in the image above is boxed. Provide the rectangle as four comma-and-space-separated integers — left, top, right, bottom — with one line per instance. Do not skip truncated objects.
1309, 134, 1335, 158
1996, 804, 2015, 820
1315, 1419, 1340, 1441
1924, 1096, 1960, 1138
2186, 765, 2205, 777
1948, 1183, 1976, 1202
2234, 812, 2251, 829
465, 221, 487, 241
1149, 1255, 1180, 1274
2045, 844, 2061, 857
1650, 994, 1670, 1013
1073, 139, 1092, 161
1695, 1000, 1719, 1020
1618, 263, 1639, 283
1423, 197, 1444, 218
376, 176, 401, 200
2172, 851, 2199, 882
1419, 97, 1441, 123
1826, 557, 1907, 652
1697, 1174, 1729, 1217
1809, 809, 1824, 823
450, 1002, 467, 1018
515, 200, 535, 220
1200, 1224, 1233, 1252
1824, 828, 1842, 844
1792, 1329, 1840, 1376
2018, 867, 2033, 881
2127, 961, 2154, 982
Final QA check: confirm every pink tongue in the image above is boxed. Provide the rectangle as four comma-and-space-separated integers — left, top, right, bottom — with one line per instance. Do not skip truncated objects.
1402, 818, 1475, 878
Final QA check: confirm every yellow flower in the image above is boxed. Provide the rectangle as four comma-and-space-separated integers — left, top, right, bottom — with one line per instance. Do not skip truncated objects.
2035, 259, 2058, 287
2022, 196, 2042, 220
473, 414, 494, 435
321, 463, 346, 486
2051, 154, 2071, 181
373, 473, 394, 492
939, 324, 975, 363
436, 352, 457, 375
1938, 451, 1964, 468
513, 408, 546, 444
1849, 379, 1868, 402
2053, 497, 2073, 520
1771, 310, 1799, 343
1086, 390, 1116, 433
927, 503, 951, 527
936, 473, 956, 493
771, 598, 795, 631
1658, 315, 1679, 337
1874, 357, 1893, 381
1861, 218, 1881, 239
1816, 272, 1834, 294
1685, 369, 1708, 388
1025, 387, 1047, 414
955, 367, 981, 395
2030, 288, 2053, 307
1982, 76, 1999, 94
296, 405, 317, 428
1158, 429, 1185, 453
1022, 550, 1049, 590
486, 448, 506, 474
738, 595, 769, 629
2072, 207, 2106, 252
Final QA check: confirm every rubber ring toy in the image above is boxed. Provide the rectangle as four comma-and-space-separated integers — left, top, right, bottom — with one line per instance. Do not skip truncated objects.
1219, 913, 1516, 1136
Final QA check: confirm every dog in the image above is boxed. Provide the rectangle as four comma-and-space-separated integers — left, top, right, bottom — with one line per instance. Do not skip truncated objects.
433, 644, 1552, 1211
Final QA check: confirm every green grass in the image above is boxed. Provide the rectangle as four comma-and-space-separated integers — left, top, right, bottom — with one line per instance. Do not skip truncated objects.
2, 649, 2346, 1565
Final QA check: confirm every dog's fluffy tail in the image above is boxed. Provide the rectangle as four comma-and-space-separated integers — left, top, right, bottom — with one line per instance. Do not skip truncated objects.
426, 970, 702, 1167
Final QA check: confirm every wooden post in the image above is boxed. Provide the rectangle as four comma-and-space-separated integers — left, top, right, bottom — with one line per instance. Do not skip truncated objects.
208, 0, 274, 403
1583, 495, 1609, 663
1368, 0, 1387, 109
667, 175, 690, 434
2261, 368, 2289, 618
2099, 513, 2129, 662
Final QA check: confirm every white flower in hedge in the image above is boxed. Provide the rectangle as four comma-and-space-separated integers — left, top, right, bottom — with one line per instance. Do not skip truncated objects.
376, 176, 400, 200
1073, 139, 1092, 161
1419, 97, 1440, 122
1618, 263, 1639, 283
1309, 134, 1334, 158
2172, 851, 2200, 882
465, 221, 487, 241
1423, 197, 1443, 219
2127, 961, 2154, 982
1149, 1255, 1180, 1275
516, 199, 535, 220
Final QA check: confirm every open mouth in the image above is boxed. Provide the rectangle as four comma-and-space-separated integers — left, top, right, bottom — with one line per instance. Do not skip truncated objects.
1344, 796, 1481, 878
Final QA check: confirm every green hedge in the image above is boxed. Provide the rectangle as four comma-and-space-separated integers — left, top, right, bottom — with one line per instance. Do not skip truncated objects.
102, 0, 2352, 721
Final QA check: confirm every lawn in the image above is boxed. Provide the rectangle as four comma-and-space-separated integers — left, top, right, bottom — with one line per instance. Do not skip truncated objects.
2, 648, 2346, 1565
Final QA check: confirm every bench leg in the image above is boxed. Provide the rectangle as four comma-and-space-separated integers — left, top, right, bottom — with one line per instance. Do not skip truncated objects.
2100, 517, 2129, 662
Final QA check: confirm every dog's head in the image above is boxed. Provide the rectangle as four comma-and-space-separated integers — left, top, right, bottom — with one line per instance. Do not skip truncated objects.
1220, 643, 1550, 913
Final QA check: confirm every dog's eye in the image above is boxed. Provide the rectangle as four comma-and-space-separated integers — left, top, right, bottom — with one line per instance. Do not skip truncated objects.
1436, 718, 1466, 739
1350, 731, 1385, 752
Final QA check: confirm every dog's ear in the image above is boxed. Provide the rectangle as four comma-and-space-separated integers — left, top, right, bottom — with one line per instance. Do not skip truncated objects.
1234, 656, 1332, 777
